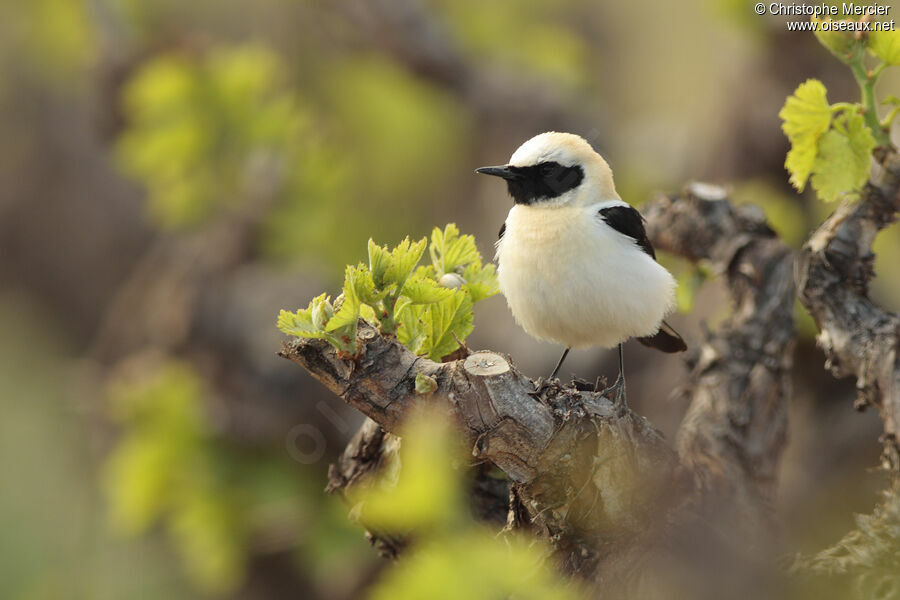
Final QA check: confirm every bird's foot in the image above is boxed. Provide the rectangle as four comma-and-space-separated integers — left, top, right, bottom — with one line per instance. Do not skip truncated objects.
530, 376, 557, 397
598, 376, 627, 414
571, 377, 595, 392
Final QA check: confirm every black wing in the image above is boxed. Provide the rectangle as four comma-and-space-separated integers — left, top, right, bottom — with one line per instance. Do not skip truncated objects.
637, 320, 687, 353
598, 205, 655, 259
498, 222, 506, 240
599, 205, 687, 353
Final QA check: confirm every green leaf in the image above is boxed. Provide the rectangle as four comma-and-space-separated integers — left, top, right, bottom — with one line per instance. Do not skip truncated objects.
101, 360, 254, 594
461, 261, 500, 303
329, 265, 371, 330
349, 410, 464, 531
414, 373, 438, 395
369, 531, 580, 600
311, 296, 334, 330
325, 293, 358, 335
325, 265, 368, 351
116, 46, 310, 231
169, 491, 246, 594
430, 223, 480, 275
414, 264, 437, 279
393, 296, 414, 322
277, 294, 332, 339
384, 237, 428, 287
810, 112, 875, 202
284, 225, 490, 358
360, 303, 377, 323
401, 275, 456, 305
351, 262, 381, 305
368, 238, 392, 287
812, 18, 859, 63
278, 275, 372, 353
869, 29, 900, 65
397, 303, 427, 355
420, 292, 473, 361
104, 433, 178, 534
779, 79, 832, 192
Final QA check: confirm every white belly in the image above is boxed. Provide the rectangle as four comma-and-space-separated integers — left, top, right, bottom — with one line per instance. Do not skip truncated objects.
496, 204, 676, 349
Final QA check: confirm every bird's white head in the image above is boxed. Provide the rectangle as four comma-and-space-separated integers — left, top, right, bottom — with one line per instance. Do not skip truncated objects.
475, 132, 619, 208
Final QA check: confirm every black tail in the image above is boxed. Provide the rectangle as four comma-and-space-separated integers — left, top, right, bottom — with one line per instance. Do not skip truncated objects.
637, 320, 687, 353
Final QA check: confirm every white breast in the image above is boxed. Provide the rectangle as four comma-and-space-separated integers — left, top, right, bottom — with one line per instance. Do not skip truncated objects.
496, 203, 676, 349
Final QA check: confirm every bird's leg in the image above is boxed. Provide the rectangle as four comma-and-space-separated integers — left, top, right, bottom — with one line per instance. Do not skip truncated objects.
533, 347, 571, 394
549, 347, 571, 380
597, 343, 627, 409
615, 342, 626, 406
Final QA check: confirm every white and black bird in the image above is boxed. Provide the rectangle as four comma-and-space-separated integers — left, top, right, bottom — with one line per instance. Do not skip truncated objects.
476, 132, 686, 402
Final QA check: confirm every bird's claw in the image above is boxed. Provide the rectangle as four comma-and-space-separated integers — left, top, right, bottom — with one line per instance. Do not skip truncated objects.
597, 376, 628, 413
571, 377, 595, 392
530, 376, 556, 396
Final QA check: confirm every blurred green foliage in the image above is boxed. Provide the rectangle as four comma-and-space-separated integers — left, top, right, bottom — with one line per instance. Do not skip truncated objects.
352, 410, 582, 600
430, 0, 588, 88
263, 54, 469, 266
117, 45, 311, 229
103, 360, 252, 592
102, 358, 364, 594
349, 409, 465, 532
117, 46, 470, 268
279, 224, 498, 359
0, 294, 197, 599
370, 530, 580, 600
0, 0, 95, 88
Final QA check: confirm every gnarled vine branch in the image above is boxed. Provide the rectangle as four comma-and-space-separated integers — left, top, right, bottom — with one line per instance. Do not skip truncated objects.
797, 149, 900, 471
644, 183, 794, 535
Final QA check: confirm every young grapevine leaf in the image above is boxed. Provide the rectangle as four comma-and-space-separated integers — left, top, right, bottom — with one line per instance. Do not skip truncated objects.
325, 265, 372, 351
368, 238, 393, 287
461, 261, 500, 303
385, 237, 428, 288
430, 224, 480, 274
277, 294, 334, 340
369, 236, 427, 291
812, 18, 860, 63
810, 112, 875, 202
869, 29, 900, 65
397, 303, 427, 355
414, 373, 439, 395
401, 275, 456, 305
347, 412, 464, 532
280, 224, 497, 360
360, 303, 377, 323
780, 79, 832, 191
420, 291, 473, 361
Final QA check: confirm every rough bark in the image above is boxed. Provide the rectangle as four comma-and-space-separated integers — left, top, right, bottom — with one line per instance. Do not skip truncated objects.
644, 183, 795, 533
796, 149, 900, 471
281, 331, 680, 578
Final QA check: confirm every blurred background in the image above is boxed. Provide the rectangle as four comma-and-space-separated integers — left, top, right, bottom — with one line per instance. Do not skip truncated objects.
1, 0, 899, 598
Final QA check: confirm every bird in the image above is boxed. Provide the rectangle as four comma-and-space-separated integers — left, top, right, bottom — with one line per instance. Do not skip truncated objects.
475, 131, 686, 404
